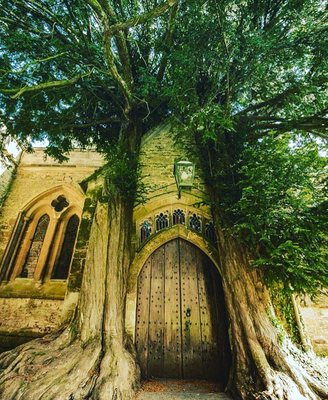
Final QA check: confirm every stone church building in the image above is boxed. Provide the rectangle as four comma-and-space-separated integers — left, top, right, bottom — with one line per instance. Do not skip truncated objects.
0, 125, 327, 376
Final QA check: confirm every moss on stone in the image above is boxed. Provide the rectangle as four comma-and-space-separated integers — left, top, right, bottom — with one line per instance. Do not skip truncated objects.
0, 280, 67, 300
67, 272, 83, 293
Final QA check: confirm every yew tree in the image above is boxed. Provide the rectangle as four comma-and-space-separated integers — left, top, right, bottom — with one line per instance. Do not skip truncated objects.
0, 1, 327, 399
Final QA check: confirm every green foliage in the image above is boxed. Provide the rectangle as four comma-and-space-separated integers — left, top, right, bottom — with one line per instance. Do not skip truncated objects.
268, 311, 285, 346
233, 134, 327, 295
191, 105, 235, 142
167, 0, 327, 130
102, 145, 147, 205
0, 165, 17, 209
0, 0, 327, 297
0, 0, 171, 159
270, 284, 302, 344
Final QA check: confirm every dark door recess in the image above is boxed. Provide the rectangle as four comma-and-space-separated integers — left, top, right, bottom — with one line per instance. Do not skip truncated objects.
135, 238, 230, 383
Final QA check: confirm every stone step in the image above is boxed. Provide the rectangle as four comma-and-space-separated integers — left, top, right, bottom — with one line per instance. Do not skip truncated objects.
135, 379, 232, 400
136, 393, 232, 400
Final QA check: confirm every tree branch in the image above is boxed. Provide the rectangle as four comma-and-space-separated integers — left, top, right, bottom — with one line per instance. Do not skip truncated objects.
108, 0, 178, 35
238, 74, 327, 117
13, 0, 78, 44
237, 85, 302, 115
86, 0, 178, 110
0, 148, 18, 167
0, 52, 67, 77
64, 118, 120, 130
86, 0, 133, 107
22, 0, 77, 38
250, 117, 328, 139
157, 3, 178, 82
62, 0, 91, 49
96, 0, 134, 88
1, 72, 92, 99
217, 5, 231, 108
3, 1, 80, 49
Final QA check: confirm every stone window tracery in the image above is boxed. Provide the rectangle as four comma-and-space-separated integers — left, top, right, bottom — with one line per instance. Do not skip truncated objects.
51, 195, 69, 212
19, 214, 50, 278
0, 188, 83, 283
140, 220, 152, 243
204, 221, 217, 244
155, 212, 169, 232
172, 209, 185, 225
189, 213, 202, 233
137, 208, 217, 248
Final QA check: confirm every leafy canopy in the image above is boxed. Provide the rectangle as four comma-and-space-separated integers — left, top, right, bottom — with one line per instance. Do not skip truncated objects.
234, 135, 327, 295
0, 0, 327, 294
0, 0, 179, 158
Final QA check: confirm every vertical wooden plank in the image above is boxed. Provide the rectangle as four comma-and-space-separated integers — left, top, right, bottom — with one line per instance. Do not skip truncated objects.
135, 256, 152, 378
197, 252, 220, 380
180, 240, 203, 378
135, 239, 230, 383
147, 246, 165, 377
163, 239, 182, 378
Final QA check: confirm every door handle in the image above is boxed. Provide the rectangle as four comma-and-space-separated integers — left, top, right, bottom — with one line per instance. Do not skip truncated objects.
186, 308, 191, 317
185, 320, 190, 331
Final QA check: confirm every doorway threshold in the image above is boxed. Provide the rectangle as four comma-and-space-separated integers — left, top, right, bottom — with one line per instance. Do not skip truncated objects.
135, 379, 232, 400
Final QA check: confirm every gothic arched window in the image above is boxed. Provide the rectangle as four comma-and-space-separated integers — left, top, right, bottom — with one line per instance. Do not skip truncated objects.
189, 213, 202, 233
155, 212, 169, 232
204, 221, 217, 244
140, 220, 152, 243
19, 214, 50, 278
0, 187, 84, 284
172, 209, 185, 225
52, 214, 80, 279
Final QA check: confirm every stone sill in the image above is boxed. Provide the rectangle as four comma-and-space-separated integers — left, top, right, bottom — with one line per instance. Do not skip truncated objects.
0, 279, 67, 299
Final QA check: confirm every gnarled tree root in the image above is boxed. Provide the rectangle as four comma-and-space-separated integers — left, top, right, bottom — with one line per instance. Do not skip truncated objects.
0, 327, 139, 400
215, 230, 328, 400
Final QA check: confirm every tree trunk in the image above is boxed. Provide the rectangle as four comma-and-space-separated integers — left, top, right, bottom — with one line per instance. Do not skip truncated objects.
213, 220, 328, 400
0, 195, 139, 400
0, 116, 142, 399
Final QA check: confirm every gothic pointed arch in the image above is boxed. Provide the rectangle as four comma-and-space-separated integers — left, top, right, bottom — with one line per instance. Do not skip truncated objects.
130, 224, 220, 289
134, 237, 231, 383
0, 185, 84, 282
125, 224, 221, 347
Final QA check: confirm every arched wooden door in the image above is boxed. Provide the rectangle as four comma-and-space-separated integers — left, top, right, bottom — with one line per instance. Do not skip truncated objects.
135, 239, 230, 382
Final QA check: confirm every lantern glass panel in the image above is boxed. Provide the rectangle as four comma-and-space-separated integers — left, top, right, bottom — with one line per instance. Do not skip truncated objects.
175, 161, 194, 188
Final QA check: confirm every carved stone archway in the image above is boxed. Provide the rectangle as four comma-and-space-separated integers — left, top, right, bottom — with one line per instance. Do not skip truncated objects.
127, 232, 231, 383
126, 225, 221, 339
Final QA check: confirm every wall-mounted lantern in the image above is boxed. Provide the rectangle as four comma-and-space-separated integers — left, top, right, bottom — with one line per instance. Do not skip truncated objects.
174, 160, 195, 198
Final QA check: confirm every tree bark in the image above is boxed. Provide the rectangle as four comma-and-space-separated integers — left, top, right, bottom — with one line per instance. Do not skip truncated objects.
213, 219, 328, 400
0, 115, 142, 400
0, 195, 139, 400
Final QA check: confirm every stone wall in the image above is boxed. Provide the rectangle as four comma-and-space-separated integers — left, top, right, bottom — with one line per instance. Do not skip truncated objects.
0, 297, 63, 352
134, 123, 211, 246
138, 122, 206, 202
0, 148, 103, 350
300, 294, 328, 355
0, 148, 103, 262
